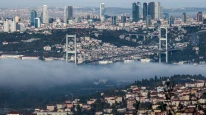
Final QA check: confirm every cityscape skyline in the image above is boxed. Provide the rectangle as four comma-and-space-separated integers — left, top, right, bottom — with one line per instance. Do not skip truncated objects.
0, 0, 205, 8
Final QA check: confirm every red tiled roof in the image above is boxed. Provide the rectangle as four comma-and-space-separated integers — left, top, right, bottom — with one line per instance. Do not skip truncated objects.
8, 111, 20, 114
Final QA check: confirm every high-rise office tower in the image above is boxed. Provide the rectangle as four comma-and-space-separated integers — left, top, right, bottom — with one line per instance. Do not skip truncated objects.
148, 2, 161, 20
30, 10, 37, 26
42, 5, 49, 24
132, 2, 141, 22
197, 12, 203, 22
34, 18, 41, 28
121, 16, 126, 23
182, 13, 187, 23
112, 16, 117, 25
64, 6, 73, 23
100, 3, 105, 22
143, 2, 148, 21
148, 2, 155, 20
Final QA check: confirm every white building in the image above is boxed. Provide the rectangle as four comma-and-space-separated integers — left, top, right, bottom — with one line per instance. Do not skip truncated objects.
140, 58, 151, 63
18, 23, 26, 32
154, 2, 161, 19
42, 5, 49, 24
21, 56, 39, 60
44, 46, 51, 51
3, 20, 9, 32
3, 19, 16, 33
100, 3, 105, 22
10, 20, 16, 33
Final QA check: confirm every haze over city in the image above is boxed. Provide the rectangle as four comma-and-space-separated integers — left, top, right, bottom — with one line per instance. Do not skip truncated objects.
0, 0, 205, 8
0, 59, 206, 87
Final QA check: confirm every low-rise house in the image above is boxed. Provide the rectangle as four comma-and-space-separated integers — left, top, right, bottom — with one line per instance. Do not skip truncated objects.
47, 105, 55, 111
117, 108, 126, 113
35, 112, 72, 115
56, 104, 65, 109
127, 97, 136, 110
115, 96, 122, 103
7, 111, 21, 115
65, 103, 73, 108
95, 112, 103, 115
87, 99, 96, 105
103, 108, 113, 113
196, 81, 205, 87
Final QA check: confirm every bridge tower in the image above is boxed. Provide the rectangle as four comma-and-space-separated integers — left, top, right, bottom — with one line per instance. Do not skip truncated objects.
159, 27, 168, 63
66, 34, 77, 65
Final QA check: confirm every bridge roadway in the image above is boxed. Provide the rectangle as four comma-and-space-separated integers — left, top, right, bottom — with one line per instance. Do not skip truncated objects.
81, 48, 182, 64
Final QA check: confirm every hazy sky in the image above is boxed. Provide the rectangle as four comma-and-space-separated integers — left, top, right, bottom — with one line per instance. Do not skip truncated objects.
0, 0, 205, 8
1, 59, 206, 87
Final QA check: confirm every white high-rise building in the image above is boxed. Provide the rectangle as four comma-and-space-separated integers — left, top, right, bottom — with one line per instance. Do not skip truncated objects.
64, 6, 73, 23
100, 3, 105, 22
10, 20, 16, 32
154, 2, 161, 19
64, 6, 67, 23
42, 5, 49, 24
3, 20, 9, 32
3, 19, 16, 33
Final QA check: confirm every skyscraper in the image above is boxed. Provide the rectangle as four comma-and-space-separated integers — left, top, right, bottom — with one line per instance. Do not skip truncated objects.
132, 2, 141, 22
64, 6, 73, 23
34, 18, 41, 28
121, 16, 126, 23
197, 12, 203, 22
182, 13, 187, 23
154, 2, 161, 19
112, 16, 117, 25
30, 10, 37, 26
143, 2, 148, 21
148, 2, 161, 20
42, 5, 49, 24
100, 3, 105, 22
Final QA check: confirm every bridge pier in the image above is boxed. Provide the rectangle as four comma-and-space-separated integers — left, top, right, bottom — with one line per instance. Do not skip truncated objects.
159, 27, 168, 63
66, 34, 77, 65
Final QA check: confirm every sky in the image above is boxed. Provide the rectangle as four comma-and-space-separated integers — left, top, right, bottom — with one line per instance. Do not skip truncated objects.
1, 59, 206, 87
0, 0, 205, 8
